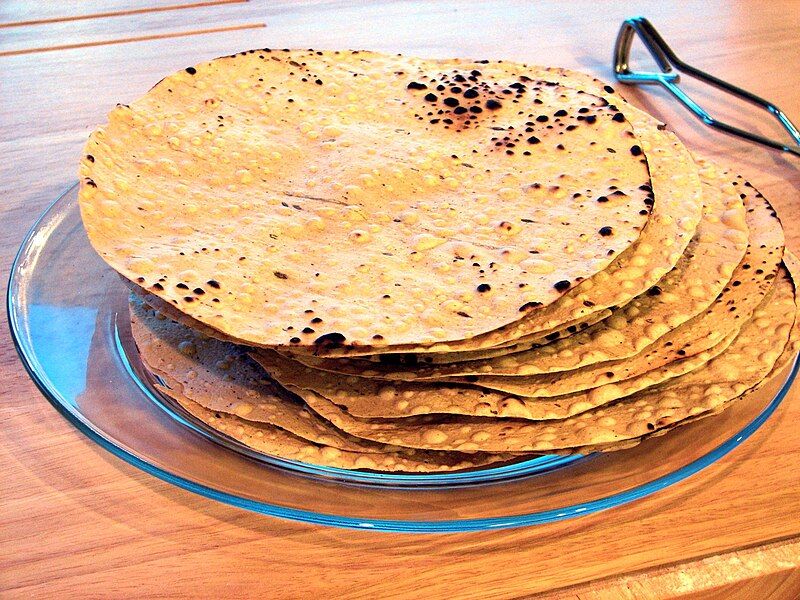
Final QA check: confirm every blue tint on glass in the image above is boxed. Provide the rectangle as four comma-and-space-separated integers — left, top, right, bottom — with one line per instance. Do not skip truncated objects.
27, 305, 96, 401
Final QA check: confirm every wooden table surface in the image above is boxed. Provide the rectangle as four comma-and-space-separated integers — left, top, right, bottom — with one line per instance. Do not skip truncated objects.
2, 1, 799, 598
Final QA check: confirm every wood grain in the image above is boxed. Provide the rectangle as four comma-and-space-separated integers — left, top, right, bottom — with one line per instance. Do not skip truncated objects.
0, 22, 266, 57
0, 0, 247, 29
1, 1, 799, 598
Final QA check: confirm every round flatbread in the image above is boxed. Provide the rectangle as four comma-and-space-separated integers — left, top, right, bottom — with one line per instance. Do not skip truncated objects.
80, 50, 655, 350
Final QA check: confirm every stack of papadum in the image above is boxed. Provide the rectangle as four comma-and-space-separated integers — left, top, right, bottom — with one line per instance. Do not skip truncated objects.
78, 49, 799, 472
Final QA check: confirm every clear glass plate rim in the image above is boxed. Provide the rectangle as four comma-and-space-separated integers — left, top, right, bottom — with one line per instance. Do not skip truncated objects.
7, 183, 799, 533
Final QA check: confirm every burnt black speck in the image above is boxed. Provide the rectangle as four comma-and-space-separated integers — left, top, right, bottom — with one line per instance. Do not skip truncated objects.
518, 301, 542, 312
554, 280, 571, 292
314, 332, 346, 346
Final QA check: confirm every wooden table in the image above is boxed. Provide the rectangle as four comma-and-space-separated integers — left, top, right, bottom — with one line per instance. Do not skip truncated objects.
2, 1, 799, 597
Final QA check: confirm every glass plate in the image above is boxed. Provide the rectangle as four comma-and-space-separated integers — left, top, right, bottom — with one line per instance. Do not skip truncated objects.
8, 184, 798, 533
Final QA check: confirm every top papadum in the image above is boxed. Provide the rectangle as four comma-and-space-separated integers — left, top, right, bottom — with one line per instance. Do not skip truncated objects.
79, 49, 657, 349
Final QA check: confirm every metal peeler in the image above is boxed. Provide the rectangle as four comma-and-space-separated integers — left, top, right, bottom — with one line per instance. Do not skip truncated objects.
613, 16, 800, 158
